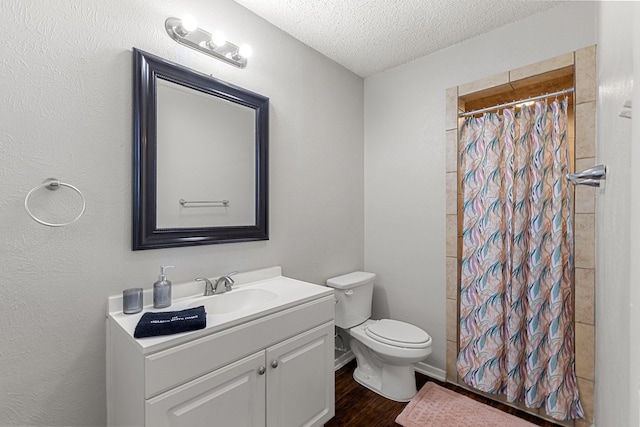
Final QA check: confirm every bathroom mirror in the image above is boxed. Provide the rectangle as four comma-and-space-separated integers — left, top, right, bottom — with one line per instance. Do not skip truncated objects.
132, 48, 268, 250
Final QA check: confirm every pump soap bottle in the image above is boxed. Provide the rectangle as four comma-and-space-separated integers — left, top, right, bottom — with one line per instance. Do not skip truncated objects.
153, 265, 174, 308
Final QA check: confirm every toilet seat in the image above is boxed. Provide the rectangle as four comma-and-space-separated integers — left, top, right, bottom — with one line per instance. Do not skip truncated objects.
365, 319, 432, 349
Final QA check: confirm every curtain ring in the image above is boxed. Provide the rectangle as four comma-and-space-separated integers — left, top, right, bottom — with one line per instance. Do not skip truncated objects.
24, 179, 86, 227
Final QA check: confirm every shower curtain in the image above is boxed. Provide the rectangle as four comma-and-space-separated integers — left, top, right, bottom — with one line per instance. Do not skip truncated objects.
456, 98, 583, 421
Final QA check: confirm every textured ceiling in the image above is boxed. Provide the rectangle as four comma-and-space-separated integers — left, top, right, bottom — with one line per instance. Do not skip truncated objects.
232, 0, 563, 77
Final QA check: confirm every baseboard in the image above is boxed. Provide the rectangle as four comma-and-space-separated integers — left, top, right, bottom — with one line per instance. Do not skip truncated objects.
334, 351, 355, 371
414, 361, 446, 381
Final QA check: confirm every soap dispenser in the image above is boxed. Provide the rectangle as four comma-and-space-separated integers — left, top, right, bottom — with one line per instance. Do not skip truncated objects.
153, 265, 174, 308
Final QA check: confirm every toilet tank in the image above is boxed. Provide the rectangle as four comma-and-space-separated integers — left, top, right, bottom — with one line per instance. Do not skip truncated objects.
326, 272, 376, 329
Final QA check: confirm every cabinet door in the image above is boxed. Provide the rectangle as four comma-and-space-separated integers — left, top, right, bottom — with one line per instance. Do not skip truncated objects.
146, 351, 266, 427
266, 322, 334, 427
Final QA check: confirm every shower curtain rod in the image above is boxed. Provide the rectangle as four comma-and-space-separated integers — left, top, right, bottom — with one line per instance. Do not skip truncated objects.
458, 87, 574, 117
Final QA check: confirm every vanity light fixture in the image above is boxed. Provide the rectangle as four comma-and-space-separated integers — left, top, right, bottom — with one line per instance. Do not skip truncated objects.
165, 16, 252, 68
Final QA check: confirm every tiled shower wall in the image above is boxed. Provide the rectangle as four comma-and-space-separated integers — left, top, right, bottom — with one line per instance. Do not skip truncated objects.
444, 46, 597, 427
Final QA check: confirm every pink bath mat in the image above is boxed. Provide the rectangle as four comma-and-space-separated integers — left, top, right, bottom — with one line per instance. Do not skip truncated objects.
395, 382, 537, 427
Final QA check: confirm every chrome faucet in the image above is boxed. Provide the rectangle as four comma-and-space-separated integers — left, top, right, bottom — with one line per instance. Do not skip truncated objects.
196, 272, 237, 296
214, 271, 237, 294
195, 277, 215, 296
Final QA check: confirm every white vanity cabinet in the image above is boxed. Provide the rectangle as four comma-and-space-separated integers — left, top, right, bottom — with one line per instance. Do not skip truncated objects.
145, 323, 333, 427
106, 271, 335, 427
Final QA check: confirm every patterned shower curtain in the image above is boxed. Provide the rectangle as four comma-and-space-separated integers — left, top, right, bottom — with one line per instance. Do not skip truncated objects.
456, 98, 583, 421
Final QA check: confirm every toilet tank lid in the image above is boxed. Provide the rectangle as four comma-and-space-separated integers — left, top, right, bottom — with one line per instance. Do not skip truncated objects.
326, 271, 376, 289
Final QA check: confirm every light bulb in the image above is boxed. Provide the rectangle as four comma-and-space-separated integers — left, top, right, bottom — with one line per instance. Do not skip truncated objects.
180, 15, 198, 33
238, 44, 253, 59
210, 31, 226, 48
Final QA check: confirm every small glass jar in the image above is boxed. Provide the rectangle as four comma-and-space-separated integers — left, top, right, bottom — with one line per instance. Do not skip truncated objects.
123, 288, 143, 314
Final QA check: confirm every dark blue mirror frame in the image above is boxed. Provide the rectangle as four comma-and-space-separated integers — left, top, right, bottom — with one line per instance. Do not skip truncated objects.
132, 48, 268, 250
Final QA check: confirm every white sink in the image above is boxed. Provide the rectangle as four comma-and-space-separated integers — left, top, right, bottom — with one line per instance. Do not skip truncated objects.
188, 288, 278, 315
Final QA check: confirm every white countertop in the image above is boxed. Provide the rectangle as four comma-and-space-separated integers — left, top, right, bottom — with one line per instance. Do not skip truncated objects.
107, 266, 334, 353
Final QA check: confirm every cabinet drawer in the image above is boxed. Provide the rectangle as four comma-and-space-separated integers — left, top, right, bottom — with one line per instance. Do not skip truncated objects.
145, 295, 333, 398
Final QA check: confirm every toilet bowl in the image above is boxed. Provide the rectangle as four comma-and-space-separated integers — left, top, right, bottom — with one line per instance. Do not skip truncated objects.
326, 272, 433, 402
347, 319, 432, 401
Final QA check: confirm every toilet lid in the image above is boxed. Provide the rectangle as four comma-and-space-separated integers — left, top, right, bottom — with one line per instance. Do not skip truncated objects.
365, 319, 432, 349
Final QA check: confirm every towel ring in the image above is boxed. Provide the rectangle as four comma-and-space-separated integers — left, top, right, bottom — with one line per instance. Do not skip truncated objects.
24, 179, 86, 227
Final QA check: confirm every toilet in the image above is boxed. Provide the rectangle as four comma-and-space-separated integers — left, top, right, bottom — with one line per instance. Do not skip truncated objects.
326, 271, 432, 402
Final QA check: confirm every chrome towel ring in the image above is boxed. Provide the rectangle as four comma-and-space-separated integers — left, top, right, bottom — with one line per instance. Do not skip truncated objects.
24, 179, 86, 227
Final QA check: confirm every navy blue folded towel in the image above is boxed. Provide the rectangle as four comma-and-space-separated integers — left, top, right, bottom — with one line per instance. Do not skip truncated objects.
134, 306, 207, 338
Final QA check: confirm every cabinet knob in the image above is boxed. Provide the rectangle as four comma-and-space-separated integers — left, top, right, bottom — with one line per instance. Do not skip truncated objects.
258, 366, 266, 375
271, 360, 279, 369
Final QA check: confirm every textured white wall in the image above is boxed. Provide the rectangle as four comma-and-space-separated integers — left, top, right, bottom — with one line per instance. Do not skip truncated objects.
630, 5, 640, 426
595, 2, 635, 426
0, 0, 363, 425
363, 1, 596, 378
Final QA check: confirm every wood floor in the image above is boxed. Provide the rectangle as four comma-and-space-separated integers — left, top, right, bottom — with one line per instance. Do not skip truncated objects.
325, 360, 563, 427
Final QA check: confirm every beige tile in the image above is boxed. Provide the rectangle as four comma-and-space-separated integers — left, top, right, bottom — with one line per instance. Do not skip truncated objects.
574, 214, 595, 269
575, 268, 595, 326
446, 298, 457, 343
575, 45, 597, 104
575, 157, 595, 173
574, 188, 595, 215
574, 158, 596, 214
446, 214, 458, 257
576, 377, 594, 426
446, 129, 458, 173
446, 339, 458, 382
509, 52, 574, 82
574, 419, 590, 427
446, 256, 458, 300
446, 172, 458, 215
575, 323, 595, 381
458, 72, 509, 97
446, 87, 458, 130
575, 102, 596, 159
